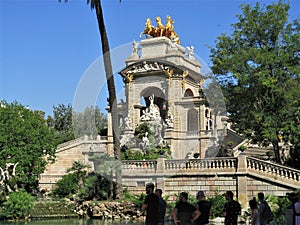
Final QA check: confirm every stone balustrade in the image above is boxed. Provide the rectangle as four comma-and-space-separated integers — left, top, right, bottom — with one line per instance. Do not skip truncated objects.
121, 157, 299, 187
247, 157, 300, 182
122, 160, 157, 174
164, 157, 236, 170
121, 155, 299, 209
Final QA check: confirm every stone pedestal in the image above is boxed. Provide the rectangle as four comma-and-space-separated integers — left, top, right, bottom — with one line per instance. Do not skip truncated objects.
237, 154, 248, 210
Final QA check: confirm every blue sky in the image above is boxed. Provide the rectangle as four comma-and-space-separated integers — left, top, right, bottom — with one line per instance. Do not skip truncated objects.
1, 0, 299, 116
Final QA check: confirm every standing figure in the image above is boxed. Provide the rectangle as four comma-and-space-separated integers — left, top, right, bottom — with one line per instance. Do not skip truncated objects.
194, 191, 212, 225
141, 183, 159, 225
155, 16, 165, 37
172, 192, 200, 225
249, 199, 260, 225
295, 196, 300, 225
155, 189, 167, 225
222, 191, 241, 225
257, 192, 273, 225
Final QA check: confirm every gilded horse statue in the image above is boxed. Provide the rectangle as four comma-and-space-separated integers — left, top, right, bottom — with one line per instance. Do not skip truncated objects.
165, 15, 180, 44
140, 16, 180, 44
155, 16, 165, 37
139, 18, 158, 38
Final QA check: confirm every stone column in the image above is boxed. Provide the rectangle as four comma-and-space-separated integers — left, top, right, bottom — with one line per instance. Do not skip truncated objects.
237, 153, 248, 211
156, 158, 165, 191
107, 110, 114, 156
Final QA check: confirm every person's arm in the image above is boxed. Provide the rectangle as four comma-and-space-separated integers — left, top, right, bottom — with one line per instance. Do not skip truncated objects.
192, 209, 201, 222
171, 208, 180, 225
258, 203, 265, 223
223, 203, 227, 217
141, 203, 147, 212
141, 195, 148, 212
251, 210, 258, 225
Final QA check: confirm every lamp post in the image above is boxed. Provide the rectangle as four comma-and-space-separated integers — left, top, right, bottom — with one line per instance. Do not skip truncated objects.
278, 131, 284, 143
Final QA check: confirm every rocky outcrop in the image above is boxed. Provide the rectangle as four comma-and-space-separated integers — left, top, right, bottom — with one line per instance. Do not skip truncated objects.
74, 201, 144, 221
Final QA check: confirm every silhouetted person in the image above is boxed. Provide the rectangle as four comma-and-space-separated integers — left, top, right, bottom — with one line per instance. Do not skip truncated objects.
172, 192, 200, 225
194, 191, 212, 225
222, 191, 241, 225
258, 192, 273, 225
155, 189, 167, 225
141, 183, 159, 225
249, 199, 260, 225
295, 196, 300, 225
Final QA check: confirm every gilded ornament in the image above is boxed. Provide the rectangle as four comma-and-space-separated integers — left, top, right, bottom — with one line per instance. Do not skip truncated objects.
140, 16, 180, 44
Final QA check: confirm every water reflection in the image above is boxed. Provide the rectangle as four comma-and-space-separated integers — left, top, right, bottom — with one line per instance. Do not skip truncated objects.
0, 218, 166, 225
0, 218, 228, 225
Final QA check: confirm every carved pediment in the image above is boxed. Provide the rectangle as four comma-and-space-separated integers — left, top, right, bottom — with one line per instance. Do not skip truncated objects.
119, 61, 205, 88
120, 61, 171, 76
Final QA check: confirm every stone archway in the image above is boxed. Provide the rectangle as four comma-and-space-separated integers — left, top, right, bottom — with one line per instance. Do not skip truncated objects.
140, 87, 167, 120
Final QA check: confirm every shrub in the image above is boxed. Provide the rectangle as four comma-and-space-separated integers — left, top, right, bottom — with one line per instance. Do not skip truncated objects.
0, 189, 34, 219
123, 189, 146, 207
51, 173, 78, 198
208, 190, 226, 217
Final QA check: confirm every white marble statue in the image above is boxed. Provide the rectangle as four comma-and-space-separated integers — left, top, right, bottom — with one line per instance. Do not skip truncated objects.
165, 111, 174, 128
187, 46, 195, 60
140, 94, 161, 122
124, 116, 132, 130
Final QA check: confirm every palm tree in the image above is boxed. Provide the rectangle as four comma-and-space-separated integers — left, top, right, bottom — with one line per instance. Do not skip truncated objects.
67, 161, 90, 191
89, 153, 122, 199
60, 0, 122, 198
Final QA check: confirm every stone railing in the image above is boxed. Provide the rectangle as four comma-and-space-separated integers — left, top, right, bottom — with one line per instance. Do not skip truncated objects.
247, 157, 300, 183
122, 160, 157, 174
164, 157, 237, 171
121, 156, 299, 188
121, 157, 237, 175
56, 135, 108, 152
57, 137, 83, 149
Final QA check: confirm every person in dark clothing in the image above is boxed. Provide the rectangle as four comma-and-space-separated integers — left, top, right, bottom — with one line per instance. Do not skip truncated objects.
142, 183, 159, 225
155, 189, 167, 225
222, 191, 241, 225
258, 192, 273, 225
172, 192, 200, 225
194, 191, 212, 225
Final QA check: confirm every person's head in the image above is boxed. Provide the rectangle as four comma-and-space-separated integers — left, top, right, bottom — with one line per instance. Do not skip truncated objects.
258, 192, 264, 201
196, 191, 206, 200
225, 191, 234, 201
155, 189, 163, 197
249, 199, 258, 210
179, 192, 188, 202
146, 183, 155, 194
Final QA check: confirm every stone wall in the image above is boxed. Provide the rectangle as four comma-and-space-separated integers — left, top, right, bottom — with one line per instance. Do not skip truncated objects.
120, 156, 299, 209
39, 138, 108, 191
40, 147, 299, 211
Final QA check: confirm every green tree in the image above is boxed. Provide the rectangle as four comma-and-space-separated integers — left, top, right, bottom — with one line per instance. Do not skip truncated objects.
51, 173, 78, 198
210, 1, 300, 163
67, 161, 90, 191
0, 189, 34, 219
60, 0, 122, 197
52, 104, 73, 133
89, 153, 121, 199
73, 106, 107, 137
50, 103, 75, 144
0, 100, 56, 193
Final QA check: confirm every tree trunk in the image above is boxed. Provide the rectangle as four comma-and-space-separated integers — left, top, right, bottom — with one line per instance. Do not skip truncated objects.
94, 0, 123, 199
272, 142, 281, 163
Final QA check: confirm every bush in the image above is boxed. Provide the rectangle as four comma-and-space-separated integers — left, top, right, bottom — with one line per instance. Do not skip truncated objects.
51, 173, 78, 198
0, 189, 34, 219
208, 190, 226, 217
78, 173, 115, 200
123, 189, 146, 207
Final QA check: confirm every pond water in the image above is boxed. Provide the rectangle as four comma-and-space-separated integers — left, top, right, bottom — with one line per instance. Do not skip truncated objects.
0, 219, 177, 225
